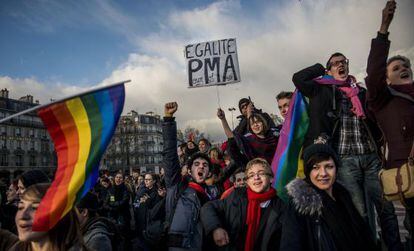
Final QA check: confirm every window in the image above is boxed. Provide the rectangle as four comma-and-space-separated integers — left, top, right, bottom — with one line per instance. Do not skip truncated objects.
0, 126, 6, 135
0, 154, 8, 166
15, 127, 21, 136
29, 155, 36, 166
16, 155, 23, 166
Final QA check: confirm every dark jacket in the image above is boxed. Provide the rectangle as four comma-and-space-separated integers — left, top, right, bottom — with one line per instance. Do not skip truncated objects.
105, 183, 131, 227
134, 186, 161, 236
201, 187, 285, 251
163, 116, 207, 250
292, 64, 382, 150
281, 179, 378, 251
0, 229, 18, 251
366, 32, 414, 169
81, 217, 116, 251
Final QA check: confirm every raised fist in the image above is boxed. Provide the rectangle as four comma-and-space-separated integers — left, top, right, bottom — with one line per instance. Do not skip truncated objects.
217, 108, 226, 120
380, 0, 396, 33
164, 102, 178, 117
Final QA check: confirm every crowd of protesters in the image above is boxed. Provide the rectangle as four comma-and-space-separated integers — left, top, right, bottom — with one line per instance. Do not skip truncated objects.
0, 1, 413, 250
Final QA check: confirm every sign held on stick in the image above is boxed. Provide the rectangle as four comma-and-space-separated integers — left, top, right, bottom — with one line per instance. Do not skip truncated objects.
185, 38, 241, 88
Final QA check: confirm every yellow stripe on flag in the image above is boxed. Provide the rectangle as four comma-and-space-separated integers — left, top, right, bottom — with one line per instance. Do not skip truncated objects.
63, 98, 91, 215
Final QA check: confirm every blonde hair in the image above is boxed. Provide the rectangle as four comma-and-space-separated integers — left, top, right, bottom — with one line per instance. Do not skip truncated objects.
245, 158, 273, 177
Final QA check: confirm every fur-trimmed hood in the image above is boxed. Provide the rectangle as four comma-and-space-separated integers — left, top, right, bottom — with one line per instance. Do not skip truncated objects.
286, 178, 323, 217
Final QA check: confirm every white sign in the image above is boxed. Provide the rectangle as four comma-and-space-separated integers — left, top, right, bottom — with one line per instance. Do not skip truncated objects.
185, 38, 241, 87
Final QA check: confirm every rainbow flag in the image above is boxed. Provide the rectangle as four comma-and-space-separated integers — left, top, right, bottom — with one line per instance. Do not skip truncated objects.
271, 90, 309, 201
32, 83, 125, 231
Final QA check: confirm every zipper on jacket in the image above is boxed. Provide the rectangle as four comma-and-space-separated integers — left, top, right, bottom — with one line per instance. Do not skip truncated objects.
316, 218, 322, 251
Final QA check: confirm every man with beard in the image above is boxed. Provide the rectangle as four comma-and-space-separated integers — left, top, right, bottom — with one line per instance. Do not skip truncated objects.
366, 1, 414, 249
292, 50, 402, 249
163, 102, 213, 250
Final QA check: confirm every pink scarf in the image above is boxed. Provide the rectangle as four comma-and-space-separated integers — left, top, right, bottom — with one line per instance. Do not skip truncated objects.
315, 75, 366, 118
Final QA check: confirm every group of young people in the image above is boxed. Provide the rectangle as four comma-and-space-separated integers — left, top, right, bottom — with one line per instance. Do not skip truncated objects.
0, 1, 413, 250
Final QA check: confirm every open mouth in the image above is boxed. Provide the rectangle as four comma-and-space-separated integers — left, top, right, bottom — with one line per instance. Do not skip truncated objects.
197, 171, 204, 177
400, 71, 410, 79
338, 68, 346, 75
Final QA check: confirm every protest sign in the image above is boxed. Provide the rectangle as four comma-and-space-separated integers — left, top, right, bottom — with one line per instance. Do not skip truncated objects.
185, 38, 240, 88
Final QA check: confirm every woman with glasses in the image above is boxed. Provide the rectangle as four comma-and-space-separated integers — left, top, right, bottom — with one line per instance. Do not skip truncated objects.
280, 143, 377, 251
217, 108, 278, 166
201, 158, 285, 251
133, 173, 160, 239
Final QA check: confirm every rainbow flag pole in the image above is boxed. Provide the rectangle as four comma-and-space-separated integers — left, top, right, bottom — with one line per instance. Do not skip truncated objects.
0, 80, 129, 231
271, 90, 309, 201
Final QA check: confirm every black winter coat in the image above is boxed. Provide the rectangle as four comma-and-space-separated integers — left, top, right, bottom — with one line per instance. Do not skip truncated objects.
280, 179, 378, 251
292, 64, 383, 149
201, 187, 285, 251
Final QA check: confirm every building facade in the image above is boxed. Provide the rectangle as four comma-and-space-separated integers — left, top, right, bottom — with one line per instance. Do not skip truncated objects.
0, 89, 56, 181
102, 110, 163, 174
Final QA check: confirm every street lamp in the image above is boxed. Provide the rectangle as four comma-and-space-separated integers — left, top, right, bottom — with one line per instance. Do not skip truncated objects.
228, 107, 236, 130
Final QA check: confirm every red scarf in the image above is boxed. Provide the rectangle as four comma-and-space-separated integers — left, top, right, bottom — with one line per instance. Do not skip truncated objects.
391, 83, 414, 99
245, 187, 277, 251
188, 182, 208, 199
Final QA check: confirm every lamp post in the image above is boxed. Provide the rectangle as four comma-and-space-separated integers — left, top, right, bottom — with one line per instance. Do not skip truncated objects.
228, 107, 236, 130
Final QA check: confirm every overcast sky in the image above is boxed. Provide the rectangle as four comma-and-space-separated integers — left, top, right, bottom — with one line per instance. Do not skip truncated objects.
1, 0, 413, 141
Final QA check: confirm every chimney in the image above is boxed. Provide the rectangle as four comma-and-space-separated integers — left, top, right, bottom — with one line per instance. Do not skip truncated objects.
0, 89, 9, 98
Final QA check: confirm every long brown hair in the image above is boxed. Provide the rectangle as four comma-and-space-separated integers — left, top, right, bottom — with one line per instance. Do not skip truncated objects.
20, 183, 88, 251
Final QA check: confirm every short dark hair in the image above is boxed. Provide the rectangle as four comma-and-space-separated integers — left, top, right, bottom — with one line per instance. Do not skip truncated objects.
276, 91, 293, 101
186, 152, 211, 169
387, 55, 411, 68
326, 52, 346, 70
304, 153, 336, 179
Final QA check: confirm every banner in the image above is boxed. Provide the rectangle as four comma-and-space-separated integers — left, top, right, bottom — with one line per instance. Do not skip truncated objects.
185, 38, 241, 87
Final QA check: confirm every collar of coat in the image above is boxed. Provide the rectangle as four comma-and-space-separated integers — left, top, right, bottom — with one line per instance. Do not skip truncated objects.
285, 178, 323, 217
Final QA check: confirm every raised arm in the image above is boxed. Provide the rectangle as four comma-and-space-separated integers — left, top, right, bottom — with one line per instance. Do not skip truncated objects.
365, 0, 396, 112
292, 64, 325, 97
217, 108, 234, 139
162, 102, 181, 188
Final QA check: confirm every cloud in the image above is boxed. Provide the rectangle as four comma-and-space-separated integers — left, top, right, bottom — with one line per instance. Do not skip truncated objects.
2, 0, 413, 142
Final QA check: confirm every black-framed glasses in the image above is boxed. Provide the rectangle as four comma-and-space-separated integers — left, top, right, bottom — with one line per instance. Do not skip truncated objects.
328, 58, 349, 69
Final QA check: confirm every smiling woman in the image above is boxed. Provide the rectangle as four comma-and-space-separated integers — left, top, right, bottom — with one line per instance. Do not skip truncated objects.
281, 143, 377, 251
0, 183, 87, 251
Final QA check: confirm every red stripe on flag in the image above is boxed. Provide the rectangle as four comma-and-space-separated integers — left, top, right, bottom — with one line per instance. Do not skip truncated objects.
33, 103, 80, 230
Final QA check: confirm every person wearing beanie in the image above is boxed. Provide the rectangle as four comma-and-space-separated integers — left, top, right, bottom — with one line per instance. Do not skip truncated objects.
201, 158, 285, 251
280, 143, 378, 251
17, 170, 50, 198
76, 192, 119, 251
234, 97, 276, 136
292, 32, 401, 248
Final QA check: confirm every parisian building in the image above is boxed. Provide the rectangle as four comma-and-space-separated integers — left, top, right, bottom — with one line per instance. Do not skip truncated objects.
0, 89, 56, 181
102, 110, 163, 174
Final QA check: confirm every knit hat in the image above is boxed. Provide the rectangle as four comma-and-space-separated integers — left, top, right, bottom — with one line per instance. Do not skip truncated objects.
303, 143, 340, 178
238, 98, 250, 113
76, 192, 99, 212
19, 170, 50, 188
